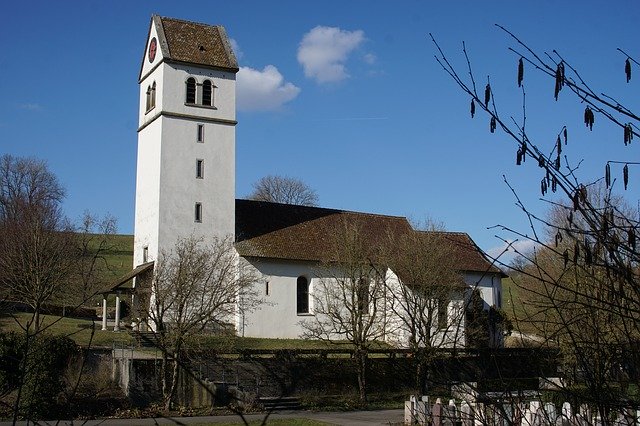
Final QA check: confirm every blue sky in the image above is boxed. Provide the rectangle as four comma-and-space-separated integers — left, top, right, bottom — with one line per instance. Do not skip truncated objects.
1, 1, 638, 260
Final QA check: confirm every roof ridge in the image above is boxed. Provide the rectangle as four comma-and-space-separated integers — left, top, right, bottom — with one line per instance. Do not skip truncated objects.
236, 198, 409, 220
417, 230, 470, 236
159, 15, 220, 29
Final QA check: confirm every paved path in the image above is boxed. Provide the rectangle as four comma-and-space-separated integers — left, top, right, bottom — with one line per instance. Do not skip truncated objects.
0, 409, 404, 425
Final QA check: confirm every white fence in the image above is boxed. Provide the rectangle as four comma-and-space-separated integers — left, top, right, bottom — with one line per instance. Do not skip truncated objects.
405, 396, 639, 426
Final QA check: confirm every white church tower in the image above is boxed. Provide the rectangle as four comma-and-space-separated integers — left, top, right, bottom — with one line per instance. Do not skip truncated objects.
134, 16, 238, 268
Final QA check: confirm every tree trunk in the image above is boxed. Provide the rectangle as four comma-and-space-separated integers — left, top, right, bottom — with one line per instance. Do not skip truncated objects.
161, 350, 170, 409
355, 349, 368, 406
415, 357, 423, 395
164, 340, 183, 411
165, 352, 181, 411
33, 308, 40, 333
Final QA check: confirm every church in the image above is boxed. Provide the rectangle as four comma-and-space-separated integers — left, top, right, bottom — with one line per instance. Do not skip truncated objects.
125, 15, 505, 347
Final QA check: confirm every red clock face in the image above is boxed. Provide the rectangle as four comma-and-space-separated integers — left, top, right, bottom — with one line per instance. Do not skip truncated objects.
148, 37, 157, 63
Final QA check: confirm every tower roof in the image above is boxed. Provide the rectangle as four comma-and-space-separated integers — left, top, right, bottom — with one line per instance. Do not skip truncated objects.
140, 15, 238, 80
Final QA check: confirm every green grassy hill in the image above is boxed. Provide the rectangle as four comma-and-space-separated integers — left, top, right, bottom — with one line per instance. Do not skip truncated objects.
100, 233, 134, 282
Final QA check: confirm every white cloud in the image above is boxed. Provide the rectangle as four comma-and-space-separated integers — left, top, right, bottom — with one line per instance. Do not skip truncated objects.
18, 103, 42, 111
229, 38, 243, 60
363, 53, 376, 65
486, 239, 538, 260
236, 65, 300, 112
297, 26, 365, 83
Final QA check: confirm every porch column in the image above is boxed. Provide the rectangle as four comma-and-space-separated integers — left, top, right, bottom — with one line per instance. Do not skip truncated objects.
101, 295, 108, 331
114, 291, 121, 332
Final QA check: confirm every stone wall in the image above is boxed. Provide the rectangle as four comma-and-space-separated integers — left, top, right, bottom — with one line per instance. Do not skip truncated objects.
111, 348, 557, 408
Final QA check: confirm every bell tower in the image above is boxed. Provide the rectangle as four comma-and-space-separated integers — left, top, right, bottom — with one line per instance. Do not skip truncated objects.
133, 15, 238, 267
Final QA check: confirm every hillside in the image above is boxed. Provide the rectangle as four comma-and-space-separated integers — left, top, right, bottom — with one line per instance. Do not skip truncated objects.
100, 234, 133, 280
100, 234, 134, 282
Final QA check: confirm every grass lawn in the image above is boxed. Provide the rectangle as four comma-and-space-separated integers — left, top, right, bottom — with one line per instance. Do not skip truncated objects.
99, 233, 135, 280
187, 335, 360, 351
0, 313, 372, 351
0, 312, 133, 347
501, 276, 538, 336
193, 420, 330, 426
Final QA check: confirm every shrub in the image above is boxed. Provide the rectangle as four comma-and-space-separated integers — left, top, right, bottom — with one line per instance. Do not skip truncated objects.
0, 332, 79, 420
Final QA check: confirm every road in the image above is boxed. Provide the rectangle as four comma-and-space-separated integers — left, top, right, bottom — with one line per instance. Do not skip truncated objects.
0, 408, 404, 426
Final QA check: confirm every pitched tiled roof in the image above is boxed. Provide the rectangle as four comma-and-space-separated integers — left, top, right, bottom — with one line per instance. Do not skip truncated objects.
415, 231, 505, 276
235, 199, 505, 277
158, 16, 238, 71
235, 199, 412, 262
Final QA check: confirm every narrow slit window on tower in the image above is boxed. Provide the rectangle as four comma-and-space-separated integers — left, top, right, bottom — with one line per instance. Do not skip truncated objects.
142, 246, 148, 263
194, 202, 202, 222
145, 85, 151, 111
186, 77, 196, 104
196, 159, 204, 179
150, 81, 156, 109
197, 124, 204, 143
202, 80, 213, 106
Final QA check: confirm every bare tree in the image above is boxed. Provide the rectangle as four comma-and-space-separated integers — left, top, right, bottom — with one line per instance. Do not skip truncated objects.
300, 219, 387, 405
0, 155, 114, 423
145, 236, 261, 410
513, 186, 640, 407
67, 212, 119, 306
248, 175, 319, 206
384, 227, 465, 394
0, 154, 76, 332
432, 27, 639, 415
0, 154, 65, 222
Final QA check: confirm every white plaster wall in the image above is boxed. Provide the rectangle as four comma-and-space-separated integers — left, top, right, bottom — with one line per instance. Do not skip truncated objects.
240, 258, 318, 339
133, 118, 162, 266
156, 115, 235, 253
463, 272, 503, 309
382, 270, 466, 349
134, 57, 236, 269
139, 19, 163, 85
241, 260, 470, 348
139, 64, 164, 129
162, 64, 236, 122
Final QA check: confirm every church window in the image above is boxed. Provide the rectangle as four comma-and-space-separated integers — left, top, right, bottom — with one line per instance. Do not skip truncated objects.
150, 82, 156, 109
194, 202, 202, 222
202, 80, 213, 106
197, 124, 204, 143
437, 296, 449, 329
145, 86, 151, 111
142, 246, 148, 263
196, 159, 204, 179
186, 77, 196, 104
357, 278, 370, 314
297, 276, 309, 314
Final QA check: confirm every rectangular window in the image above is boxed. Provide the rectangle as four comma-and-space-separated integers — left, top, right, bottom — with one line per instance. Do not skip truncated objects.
297, 276, 310, 314
197, 124, 204, 143
194, 202, 202, 222
437, 297, 449, 329
357, 278, 370, 314
196, 159, 204, 178
265, 281, 270, 296
142, 246, 148, 263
